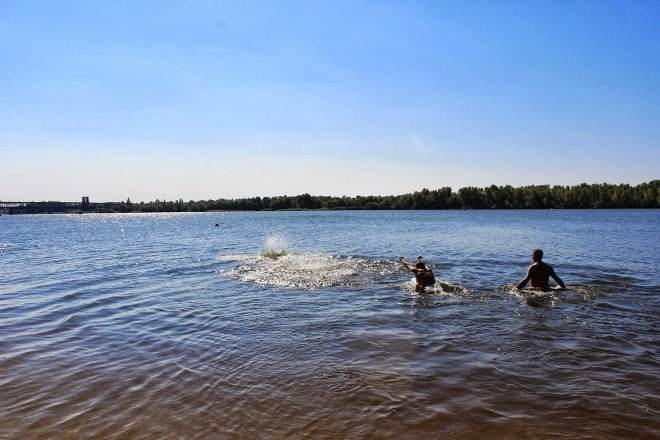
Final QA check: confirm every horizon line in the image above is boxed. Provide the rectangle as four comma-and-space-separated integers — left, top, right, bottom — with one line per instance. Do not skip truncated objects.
2, 179, 657, 204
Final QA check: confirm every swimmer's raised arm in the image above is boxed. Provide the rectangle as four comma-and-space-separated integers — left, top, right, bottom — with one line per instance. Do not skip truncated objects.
399, 256, 415, 272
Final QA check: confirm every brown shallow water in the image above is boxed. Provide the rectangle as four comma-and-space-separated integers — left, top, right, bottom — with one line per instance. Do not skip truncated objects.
1, 211, 659, 438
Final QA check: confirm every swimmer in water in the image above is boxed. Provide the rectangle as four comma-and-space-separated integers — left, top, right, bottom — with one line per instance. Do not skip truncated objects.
400, 256, 436, 293
516, 248, 566, 291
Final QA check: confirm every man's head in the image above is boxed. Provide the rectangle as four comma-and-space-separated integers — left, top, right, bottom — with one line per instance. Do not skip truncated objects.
532, 248, 544, 262
415, 262, 426, 269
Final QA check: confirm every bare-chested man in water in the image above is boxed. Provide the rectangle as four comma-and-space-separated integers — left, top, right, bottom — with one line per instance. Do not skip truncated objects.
517, 249, 566, 291
400, 256, 436, 293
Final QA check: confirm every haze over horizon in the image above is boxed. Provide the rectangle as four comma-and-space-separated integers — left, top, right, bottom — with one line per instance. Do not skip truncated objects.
2, 1, 659, 202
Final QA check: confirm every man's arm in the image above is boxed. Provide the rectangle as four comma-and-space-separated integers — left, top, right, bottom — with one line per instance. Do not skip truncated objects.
550, 267, 566, 289
516, 268, 531, 289
399, 257, 415, 272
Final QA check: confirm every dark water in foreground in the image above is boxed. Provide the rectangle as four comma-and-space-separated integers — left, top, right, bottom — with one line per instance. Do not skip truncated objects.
1, 210, 659, 439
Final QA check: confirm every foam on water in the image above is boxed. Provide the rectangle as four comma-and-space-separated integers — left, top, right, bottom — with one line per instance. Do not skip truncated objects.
222, 253, 399, 289
221, 236, 466, 291
498, 283, 607, 306
400, 278, 468, 296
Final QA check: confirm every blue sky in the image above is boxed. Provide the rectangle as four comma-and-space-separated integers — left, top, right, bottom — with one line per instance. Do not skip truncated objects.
1, 1, 658, 201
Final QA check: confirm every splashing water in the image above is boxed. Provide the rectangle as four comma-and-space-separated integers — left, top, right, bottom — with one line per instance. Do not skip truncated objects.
222, 252, 398, 289
400, 278, 468, 295
261, 236, 288, 259
432, 280, 467, 294
222, 243, 464, 292
497, 283, 608, 307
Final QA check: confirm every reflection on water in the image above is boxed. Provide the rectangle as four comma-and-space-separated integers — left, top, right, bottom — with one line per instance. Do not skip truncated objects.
1, 210, 659, 439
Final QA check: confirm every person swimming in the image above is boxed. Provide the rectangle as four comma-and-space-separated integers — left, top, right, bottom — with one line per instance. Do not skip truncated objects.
400, 255, 436, 293
516, 248, 566, 291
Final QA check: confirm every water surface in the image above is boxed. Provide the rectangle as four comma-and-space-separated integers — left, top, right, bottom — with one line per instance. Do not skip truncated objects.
1, 210, 658, 438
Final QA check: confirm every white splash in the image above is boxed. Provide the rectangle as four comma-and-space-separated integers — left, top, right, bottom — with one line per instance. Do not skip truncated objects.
221, 252, 398, 289
401, 278, 468, 295
261, 236, 288, 259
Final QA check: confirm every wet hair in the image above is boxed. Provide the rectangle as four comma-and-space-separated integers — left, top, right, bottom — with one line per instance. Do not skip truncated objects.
532, 249, 544, 260
415, 262, 426, 269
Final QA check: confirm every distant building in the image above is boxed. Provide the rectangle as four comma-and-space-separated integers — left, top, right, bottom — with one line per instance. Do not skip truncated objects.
81, 196, 90, 207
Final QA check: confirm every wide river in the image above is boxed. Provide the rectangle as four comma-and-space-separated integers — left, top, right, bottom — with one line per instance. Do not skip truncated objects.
1, 210, 658, 439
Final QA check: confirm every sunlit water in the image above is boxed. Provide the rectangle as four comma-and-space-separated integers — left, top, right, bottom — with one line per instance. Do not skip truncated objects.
1, 210, 658, 439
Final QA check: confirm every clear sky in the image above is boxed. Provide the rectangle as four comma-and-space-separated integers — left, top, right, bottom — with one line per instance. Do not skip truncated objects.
1, 1, 659, 201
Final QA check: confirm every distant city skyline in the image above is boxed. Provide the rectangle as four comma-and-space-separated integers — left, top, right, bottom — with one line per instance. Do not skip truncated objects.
1, 1, 659, 202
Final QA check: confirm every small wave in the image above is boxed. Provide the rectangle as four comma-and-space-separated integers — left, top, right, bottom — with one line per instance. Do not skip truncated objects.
497, 284, 558, 306
567, 284, 607, 300
216, 255, 259, 263
434, 281, 467, 294
400, 278, 467, 296
222, 253, 398, 289
163, 262, 221, 277
498, 283, 608, 306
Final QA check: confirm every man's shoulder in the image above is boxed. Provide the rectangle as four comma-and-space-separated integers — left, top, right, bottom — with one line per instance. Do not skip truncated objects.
537, 262, 554, 273
529, 262, 552, 272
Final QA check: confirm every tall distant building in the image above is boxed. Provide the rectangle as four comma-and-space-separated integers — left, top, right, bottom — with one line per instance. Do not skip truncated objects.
81, 196, 90, 207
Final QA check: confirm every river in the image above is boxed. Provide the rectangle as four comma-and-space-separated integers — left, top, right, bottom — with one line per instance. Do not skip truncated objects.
1, 210, 658, 438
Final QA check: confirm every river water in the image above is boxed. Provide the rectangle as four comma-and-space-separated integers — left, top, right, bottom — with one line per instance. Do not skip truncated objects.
1, 210, 658, 439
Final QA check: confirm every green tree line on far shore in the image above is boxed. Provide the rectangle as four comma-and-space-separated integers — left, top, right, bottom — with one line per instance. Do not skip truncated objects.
5, 181, 660, 214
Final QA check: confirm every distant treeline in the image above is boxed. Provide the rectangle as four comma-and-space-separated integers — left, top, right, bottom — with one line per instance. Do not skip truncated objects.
4, 181, 659, 214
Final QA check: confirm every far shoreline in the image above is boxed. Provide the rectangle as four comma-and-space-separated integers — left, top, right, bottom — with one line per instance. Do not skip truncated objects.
2, 181, 658, 214
2, 207, 660, 216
